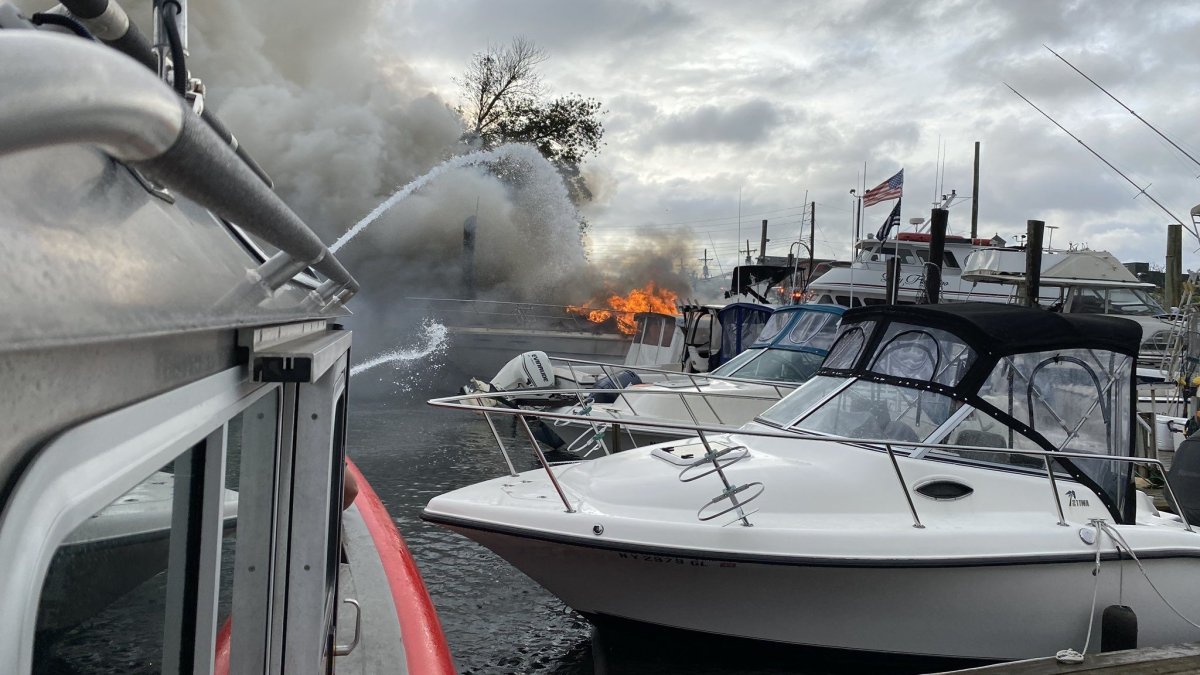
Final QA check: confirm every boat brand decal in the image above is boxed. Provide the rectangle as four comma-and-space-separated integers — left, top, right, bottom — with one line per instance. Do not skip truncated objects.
1066, 490, 1090, 507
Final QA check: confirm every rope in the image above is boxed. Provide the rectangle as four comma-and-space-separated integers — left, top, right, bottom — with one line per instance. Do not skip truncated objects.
1056, 523, 1104, 664
1098, 521, 1200, 631
1056, 519, 1200, 664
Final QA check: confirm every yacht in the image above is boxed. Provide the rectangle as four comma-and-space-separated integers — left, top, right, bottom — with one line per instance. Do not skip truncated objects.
0, 7, 452, 674
425, 302, 1200, 663
807, 232, 1013, 307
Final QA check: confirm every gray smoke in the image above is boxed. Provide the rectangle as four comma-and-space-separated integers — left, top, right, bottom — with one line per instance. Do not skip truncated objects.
20, 0, 692, 389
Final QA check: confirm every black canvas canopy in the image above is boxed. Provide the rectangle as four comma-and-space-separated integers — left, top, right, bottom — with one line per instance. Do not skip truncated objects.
820, 302, 1141, 523
838, 302, 1142, 360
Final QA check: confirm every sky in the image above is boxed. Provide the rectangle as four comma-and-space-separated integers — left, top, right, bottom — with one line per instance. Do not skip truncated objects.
386, 0, 1200, 274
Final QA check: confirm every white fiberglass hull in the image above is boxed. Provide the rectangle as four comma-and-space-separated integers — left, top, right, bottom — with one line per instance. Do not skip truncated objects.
425, 434, 1200, 662
436, 520, 1200, 661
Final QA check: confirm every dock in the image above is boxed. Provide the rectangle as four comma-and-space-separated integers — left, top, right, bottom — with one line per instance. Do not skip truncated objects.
936, 642, 1200, 673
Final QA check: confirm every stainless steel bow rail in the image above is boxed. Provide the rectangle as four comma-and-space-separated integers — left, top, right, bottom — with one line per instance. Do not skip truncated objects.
429, 388, 1196, 534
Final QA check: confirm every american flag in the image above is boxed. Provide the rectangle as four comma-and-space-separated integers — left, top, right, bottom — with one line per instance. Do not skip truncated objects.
863, 169, 903, 207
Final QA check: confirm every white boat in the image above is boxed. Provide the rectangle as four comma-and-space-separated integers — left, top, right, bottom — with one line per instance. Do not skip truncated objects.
962, 247, 1179, 368
425, 302, 1200, 664
0, 9, 452, 673
807, 231, 1020, 306
522, 304, 845, 454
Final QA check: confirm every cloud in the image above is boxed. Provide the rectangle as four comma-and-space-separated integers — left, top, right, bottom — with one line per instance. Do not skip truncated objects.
645, 99, 787, 147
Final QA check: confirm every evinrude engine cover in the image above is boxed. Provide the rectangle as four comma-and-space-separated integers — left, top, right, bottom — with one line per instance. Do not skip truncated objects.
490, 351, 555, 391
591, 370, 642, 404
1167, 436, 1200, 525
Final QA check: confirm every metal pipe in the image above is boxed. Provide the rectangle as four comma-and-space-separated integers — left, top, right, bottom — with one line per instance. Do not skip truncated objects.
51, 0, 157, 70
883, 444, 923, 528
0, 32, 182, 160
479, 409, 518, 477
695, 430, 752, 527
517, 416, 574, 513
0, 33, 358, 299
1043, 456, 1069, 526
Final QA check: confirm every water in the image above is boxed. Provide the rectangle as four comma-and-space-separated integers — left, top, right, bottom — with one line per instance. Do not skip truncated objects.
350, 321, 449, 377
330, 144, 550, 253
347, 376, 942, 674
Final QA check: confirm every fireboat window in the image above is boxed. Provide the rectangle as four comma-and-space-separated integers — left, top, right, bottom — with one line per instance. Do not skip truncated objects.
21, 373, 286, 675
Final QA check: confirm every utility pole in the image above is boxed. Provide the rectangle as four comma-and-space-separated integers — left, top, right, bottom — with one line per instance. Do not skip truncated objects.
698, 249, 712, 279
740, 240, 756, 265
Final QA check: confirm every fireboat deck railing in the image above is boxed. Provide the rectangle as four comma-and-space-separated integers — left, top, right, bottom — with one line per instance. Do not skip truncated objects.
429, 388, 1194, 534
0, 32, 357, 308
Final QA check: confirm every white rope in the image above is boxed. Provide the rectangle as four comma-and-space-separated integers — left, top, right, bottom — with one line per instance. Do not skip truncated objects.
1057, 519, 1200, 664
1056, 524, 1104, 664
1098, 521, 1200, 631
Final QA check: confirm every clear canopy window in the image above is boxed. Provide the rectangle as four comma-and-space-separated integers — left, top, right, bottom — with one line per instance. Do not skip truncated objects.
787, 311, 840, 350
711, 348, 825, 383
867, 323, 975, 387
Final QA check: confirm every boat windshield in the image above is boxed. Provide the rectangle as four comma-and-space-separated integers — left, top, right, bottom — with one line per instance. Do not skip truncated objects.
785, 379, 954, 442
710, 347, 825, 383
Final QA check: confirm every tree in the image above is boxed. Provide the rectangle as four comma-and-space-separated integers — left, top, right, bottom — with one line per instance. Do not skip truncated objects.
456, 38, 605, 204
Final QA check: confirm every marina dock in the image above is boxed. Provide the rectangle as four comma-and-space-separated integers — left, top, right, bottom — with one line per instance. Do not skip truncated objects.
938, 642, 1200, 673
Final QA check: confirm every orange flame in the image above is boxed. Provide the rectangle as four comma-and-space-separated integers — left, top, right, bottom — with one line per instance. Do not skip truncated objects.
567, 282, 679, 334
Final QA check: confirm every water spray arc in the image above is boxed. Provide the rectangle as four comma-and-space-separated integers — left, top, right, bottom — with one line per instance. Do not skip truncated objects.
331, 145, 540, 253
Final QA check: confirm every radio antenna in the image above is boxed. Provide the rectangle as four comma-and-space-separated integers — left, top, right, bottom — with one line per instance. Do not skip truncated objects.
1044, 45, 1200, 175
1004, 82, 1195, 241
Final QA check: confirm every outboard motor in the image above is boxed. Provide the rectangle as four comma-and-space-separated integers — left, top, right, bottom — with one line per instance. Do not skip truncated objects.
591, 370, 642, 404
489, 351, 555, 391
1167, 436, 1200, 524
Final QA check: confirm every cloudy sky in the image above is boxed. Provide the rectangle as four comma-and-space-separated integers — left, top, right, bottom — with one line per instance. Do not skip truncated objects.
385, 0, 1200, 274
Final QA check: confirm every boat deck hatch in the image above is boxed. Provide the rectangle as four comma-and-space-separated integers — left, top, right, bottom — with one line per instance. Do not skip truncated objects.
652, 441, 733, 467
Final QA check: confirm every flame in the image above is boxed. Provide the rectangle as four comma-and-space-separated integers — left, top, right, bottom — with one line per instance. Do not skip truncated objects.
567, 282, 679, 334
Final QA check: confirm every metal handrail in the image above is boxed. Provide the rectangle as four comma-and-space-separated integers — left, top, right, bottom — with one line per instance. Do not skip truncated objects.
547, 355, 805, 392
0, 33, 357, 303
429, 387, 1195, 533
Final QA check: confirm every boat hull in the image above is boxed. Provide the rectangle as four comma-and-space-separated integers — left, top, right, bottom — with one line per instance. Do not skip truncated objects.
434, 519, 1200, 662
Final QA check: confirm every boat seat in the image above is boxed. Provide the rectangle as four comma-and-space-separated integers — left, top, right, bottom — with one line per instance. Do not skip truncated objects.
882, 420, 919, 442
952, 429, 1010, 464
